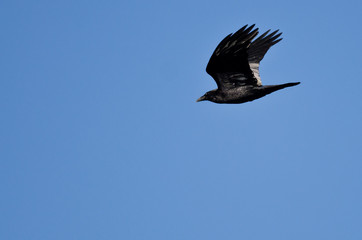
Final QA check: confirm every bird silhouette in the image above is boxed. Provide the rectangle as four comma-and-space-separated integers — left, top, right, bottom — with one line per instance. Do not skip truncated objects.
197, 24, 300, 104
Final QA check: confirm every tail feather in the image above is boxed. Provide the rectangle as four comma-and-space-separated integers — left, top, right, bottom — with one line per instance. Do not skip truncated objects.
262, 82, 300, 94
281, 82, 300, 88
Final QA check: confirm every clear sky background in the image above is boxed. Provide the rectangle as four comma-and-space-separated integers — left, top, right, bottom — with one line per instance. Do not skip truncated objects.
1, 0, 362, 239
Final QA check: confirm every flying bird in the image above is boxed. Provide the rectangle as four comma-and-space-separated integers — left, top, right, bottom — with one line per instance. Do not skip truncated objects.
197, 24, 300, 104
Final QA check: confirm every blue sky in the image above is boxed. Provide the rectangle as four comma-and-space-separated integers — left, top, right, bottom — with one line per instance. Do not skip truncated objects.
1, 0, 362, 239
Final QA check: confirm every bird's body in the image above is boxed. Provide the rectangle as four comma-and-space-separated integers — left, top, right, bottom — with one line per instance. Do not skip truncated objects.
197, 24, 300, 104
202, 83, 300, 104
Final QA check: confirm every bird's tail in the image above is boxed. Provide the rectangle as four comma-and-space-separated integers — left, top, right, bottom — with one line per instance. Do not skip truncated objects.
262, 82, 300, 94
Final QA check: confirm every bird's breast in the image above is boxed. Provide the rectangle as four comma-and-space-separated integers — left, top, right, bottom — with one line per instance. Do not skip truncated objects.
214, 87, 262, 104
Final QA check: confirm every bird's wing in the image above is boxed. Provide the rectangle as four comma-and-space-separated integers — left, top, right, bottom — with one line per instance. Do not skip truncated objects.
247, 29, 282, 86
206, 25, 259, 90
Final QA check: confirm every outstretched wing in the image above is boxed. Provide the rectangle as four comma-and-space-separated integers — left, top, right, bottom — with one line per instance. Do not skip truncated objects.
206, 25, 259, 90
247, 29, 282, 86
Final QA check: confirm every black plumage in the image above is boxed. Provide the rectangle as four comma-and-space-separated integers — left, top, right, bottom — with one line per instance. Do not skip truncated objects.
197, 24, 300, 104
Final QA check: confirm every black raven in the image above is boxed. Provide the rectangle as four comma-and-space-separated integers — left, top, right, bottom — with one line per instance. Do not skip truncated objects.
197, 24, 300, 104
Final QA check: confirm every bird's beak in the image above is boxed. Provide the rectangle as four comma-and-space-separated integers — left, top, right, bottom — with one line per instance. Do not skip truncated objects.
196, 96, 206, 102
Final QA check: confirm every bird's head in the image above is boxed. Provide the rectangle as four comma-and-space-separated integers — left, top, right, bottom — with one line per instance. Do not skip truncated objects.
196, 90, 218, 103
